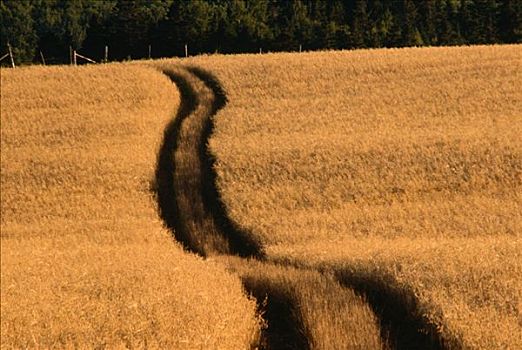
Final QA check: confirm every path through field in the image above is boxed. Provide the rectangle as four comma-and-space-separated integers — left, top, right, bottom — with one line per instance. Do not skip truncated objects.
155, 65, 451, 349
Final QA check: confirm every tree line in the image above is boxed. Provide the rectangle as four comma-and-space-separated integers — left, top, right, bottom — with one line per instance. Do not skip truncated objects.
1, 0, 521, 65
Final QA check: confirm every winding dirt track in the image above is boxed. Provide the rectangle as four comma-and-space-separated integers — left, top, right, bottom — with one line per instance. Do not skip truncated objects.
154, 65, 451, 349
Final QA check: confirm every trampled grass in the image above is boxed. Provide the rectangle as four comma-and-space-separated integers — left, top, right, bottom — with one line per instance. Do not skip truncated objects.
178, 45, 522, 348
0, 64, 260, 348
223, 256, 385, 349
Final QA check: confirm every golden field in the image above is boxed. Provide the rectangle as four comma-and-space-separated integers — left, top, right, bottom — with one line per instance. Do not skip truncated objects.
181, 45, 522, 349
1, 45, 521, 349
0, 64, 260, 348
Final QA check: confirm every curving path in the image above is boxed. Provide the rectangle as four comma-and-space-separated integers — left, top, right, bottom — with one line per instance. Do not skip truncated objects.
154, 65, 451, 349
155, 67, 262, 258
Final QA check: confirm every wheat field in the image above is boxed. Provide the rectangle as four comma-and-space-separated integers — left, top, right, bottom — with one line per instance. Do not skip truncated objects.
0, 64, 260, 348
180, 45, 522, 349
1, 45, 520, 349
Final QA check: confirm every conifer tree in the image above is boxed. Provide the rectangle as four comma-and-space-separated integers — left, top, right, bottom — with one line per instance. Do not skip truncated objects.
499, 0, 522, 43
1, 0, 37, 63
352, 0, 369, 48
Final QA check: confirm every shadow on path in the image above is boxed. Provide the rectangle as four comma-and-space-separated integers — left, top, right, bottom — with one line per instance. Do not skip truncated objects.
336, 270, 448, 350
154, 70, 203, 255
187, 66, 265, 258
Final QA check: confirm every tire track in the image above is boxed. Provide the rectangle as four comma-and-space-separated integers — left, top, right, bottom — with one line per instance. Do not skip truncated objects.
186, 66, 265, 259
155, 66, 310, 348
155, 67, 262, 257
154, 65, 450, 349
335, 269, 448, 350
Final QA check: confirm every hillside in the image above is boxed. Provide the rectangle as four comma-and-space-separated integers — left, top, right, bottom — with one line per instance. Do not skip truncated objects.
1, 45, 520, 349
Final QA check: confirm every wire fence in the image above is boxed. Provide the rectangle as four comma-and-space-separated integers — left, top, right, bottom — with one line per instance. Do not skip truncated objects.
1, 42, 293, 68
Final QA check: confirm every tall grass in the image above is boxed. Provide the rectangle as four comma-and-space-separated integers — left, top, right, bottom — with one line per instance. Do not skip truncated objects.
2, 44, 520, 349
177, 45, 522, 348
0, 64, 260, 348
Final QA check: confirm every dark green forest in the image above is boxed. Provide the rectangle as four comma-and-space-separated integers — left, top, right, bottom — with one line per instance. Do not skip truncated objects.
1, 0, 521, 65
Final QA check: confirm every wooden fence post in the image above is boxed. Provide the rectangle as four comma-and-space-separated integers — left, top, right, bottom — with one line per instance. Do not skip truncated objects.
104, 45, 108, 63
7, 42, 15, 68
73, 50, 77, 65
185, 44, 188, 58
40, 50, 46, 65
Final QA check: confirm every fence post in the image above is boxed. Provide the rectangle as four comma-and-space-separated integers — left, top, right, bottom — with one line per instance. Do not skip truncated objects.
40, 50, 46, 65
73, 50, 77, 65
104, 45, 108, 63
7, 42, 15, 68
148, 44, 151, 59
299, 44, 302, 53
185, 44, 188, 58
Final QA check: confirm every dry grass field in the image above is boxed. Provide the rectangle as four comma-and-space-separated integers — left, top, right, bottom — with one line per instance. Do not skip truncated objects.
0, 64, 260, 348
2, 45, 520, 349
179, 45, 522, 349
